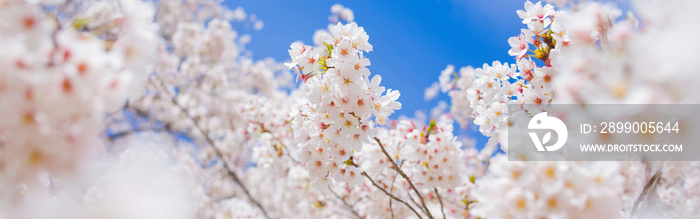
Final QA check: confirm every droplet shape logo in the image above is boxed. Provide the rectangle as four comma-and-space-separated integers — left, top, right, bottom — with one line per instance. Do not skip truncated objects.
528, 112, 568, 152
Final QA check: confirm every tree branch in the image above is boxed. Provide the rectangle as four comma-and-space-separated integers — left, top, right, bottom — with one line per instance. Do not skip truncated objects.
407, 194, 427, 216
360, 171, 423, 219
389, 166, 400, 219
434, 188, 446, 219
441, 198, 467, 210
373, 137, 434, 219
631, 167, 662, 216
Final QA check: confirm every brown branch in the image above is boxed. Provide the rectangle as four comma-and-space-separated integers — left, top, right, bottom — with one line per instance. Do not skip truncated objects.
441, 198, 467, 210
407, 194, 427, 215
434, 188, 446, 219
348, 158, 422, 218
388, 166, 401, 219
361, 171, 423, 219
373, 137, 434, 219
631, 168, 662, 216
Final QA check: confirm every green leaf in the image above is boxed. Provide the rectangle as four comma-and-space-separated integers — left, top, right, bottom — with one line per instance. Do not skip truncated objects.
323, 42, 334, 55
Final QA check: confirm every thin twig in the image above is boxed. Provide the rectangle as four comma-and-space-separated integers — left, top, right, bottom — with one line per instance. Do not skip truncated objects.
434, 188, 446, 219
407, 194, 426, 215
631, 168, 662, 216
388, 166, 401, 219
442, 198, 467, 210
373, 137, 434, 219
329, 186, 362, 219
361, 172, 423, 219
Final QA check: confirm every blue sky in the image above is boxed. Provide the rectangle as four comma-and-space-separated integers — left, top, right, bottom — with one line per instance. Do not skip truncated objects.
229, 0, 529, 148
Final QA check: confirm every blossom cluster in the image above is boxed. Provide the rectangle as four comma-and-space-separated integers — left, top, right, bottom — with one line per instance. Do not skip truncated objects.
389, 119, 464, 188
5, 0, 700, 218
0, 0, 157, 209
285, 9, 496, 217
440, 1, 566, 151
473, 159, 646, 218
357, 115, 491, 218
437, 0, 700, 218
288, 21, 401, 186
435, 65, 475, 128
549, 1, 700, 216
329, 3, 354, 23
122, 0, 308, 217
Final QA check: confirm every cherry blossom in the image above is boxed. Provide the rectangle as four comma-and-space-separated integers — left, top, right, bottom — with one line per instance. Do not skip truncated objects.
288, 20, 402, 185
0, 0, 157, 213
3, 0, 700, 218
436, 0, 700, 218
